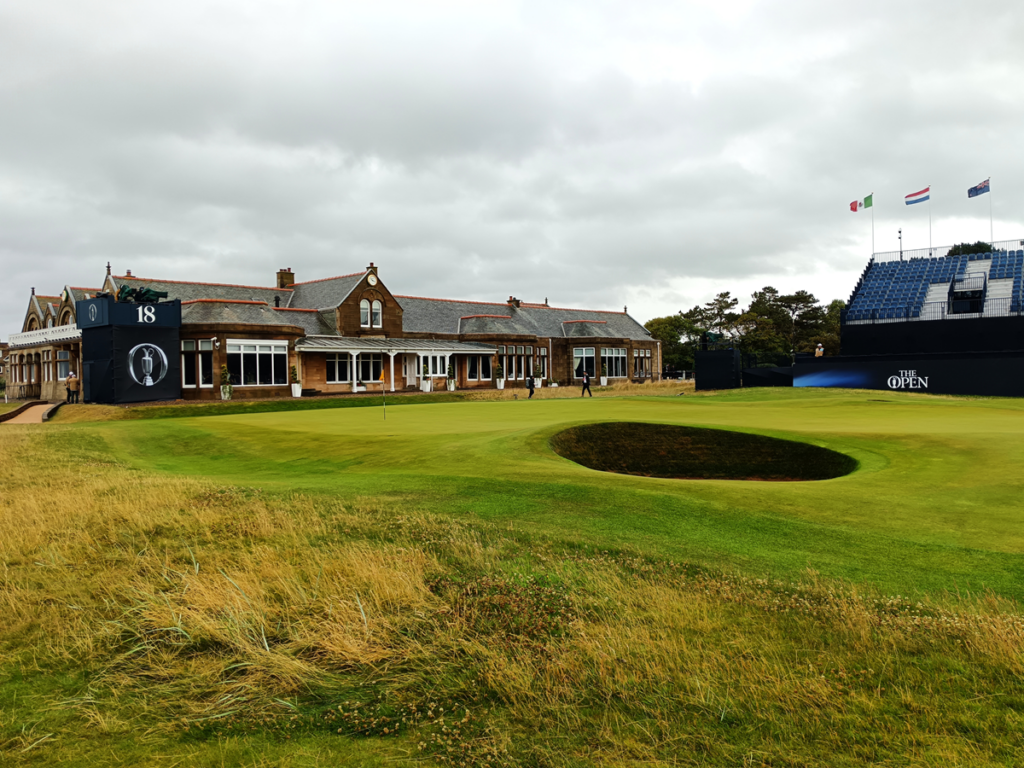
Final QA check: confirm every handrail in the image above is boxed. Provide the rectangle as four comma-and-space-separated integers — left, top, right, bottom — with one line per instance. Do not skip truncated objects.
845, 296, 1021, 325
872, 239, 1024, 264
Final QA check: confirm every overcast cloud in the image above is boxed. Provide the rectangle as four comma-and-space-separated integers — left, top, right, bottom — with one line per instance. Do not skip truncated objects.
2, 0, 1023, 335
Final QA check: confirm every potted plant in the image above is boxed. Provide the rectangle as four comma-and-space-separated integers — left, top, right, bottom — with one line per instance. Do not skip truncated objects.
494, 362, 505, 390
446, 362, 456, 391
420, 360, 432, 392
600, 363, 608, 387
354, 380, 366, 393
290, 365, 302, 398
220, 364, 233, 401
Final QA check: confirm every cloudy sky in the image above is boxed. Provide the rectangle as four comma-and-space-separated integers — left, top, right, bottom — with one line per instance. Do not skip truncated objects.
3, 0, 1023, 335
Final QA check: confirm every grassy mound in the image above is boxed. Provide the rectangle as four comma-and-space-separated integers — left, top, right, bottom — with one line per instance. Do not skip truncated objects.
551, 421, 857, 480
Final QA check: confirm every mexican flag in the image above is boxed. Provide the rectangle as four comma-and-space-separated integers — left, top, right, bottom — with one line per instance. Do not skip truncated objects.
849, 194, 873, 212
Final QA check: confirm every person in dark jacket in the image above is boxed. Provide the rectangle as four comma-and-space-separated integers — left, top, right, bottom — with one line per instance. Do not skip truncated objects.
581, 371, 592, 397
527, 375, 535, 399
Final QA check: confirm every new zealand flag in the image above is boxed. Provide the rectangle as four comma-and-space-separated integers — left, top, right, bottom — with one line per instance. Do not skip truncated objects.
968, 179, 990, 198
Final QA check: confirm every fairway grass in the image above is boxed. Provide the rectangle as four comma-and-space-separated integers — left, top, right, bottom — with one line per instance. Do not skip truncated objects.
2, 388, 1024, 766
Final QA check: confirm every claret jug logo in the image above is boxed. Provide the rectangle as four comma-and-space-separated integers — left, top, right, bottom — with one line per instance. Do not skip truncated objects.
127, 343, 169, 387
888, 369, 928, 390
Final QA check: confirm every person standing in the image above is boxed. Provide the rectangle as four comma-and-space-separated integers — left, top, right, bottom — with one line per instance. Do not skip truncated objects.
581, 370, 592, 397
815, 343, 824, 358
65, 373, 73, 403
527, 374, 535, 399
67, 371, 80, 403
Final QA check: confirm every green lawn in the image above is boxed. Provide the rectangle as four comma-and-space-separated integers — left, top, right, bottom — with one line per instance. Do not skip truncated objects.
6, 387, 1024, 767
85, 387, 1024, 599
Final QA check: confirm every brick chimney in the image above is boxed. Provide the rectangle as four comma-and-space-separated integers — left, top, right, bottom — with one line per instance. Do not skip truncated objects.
508, 295, 521, 308
277, 267, 295, 289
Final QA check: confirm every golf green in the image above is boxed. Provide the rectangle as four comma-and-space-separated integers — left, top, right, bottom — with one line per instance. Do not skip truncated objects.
81, 388, 1024, 599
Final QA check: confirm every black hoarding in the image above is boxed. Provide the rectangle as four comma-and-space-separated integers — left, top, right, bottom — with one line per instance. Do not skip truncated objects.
77, 296, 181, 329
695, 349, 741, 390
794, 355, 1024, 398
78, 296, 182, 404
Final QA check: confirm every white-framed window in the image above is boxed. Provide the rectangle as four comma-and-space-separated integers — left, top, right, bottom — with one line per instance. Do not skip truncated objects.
42, 350, 52, 382
535, 347, 547, 379
467, 355, 492, 381
226, 340, 288, 386
182, 340, 215, 388
358, 353, 383, 382
371, 300, 382, 328
604, 348, 627, 378
360, 300, 370, 327
56, 350, 70, 380
422, 355, 445, 376
326, 353, 351, 383
499, 345, 531, 380
573, 347, 595, 378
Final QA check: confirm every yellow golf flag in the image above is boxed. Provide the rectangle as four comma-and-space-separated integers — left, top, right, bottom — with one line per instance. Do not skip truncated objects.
378, 371, 385, 381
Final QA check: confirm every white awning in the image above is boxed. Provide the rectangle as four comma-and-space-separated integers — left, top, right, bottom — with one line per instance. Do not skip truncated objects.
295, 336, 497, 355
7, 325, 82, 349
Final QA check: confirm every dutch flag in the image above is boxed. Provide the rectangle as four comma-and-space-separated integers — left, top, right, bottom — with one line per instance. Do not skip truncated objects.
905, 186, 930, 205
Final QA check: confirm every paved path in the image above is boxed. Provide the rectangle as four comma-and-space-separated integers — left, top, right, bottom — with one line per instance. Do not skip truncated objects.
3, 404, 52, 424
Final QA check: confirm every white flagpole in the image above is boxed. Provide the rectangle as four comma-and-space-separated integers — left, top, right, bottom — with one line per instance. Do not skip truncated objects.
928, 184, 932, 255
871, 194, 875, 254
989, 178, 993, 243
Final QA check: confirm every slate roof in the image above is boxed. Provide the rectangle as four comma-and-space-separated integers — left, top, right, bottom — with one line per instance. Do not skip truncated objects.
296, 337, 497, 353
67, 287, 102, 304
287, 272, 366, 310
111, 275, 291, 304
94, 272, 649, 342
396, 296, 651, 340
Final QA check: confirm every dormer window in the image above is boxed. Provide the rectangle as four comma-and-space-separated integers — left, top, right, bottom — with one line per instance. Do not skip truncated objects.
371, 300, 382, 328
361, 298, 383, 328
360, 299, 370, 327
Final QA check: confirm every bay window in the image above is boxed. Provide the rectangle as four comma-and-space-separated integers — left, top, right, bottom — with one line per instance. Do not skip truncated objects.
326, 353, 351, 383
467, 355, 492, 381
226, 341, 288, 386
358, 353, 383, 382
604, 348, 627, 378
56, 350, 70, 380
573, 347, 595, 378
182, 340, 214, 388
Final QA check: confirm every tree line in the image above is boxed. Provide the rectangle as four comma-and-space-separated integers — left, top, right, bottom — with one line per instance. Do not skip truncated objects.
645, 288, 845, 371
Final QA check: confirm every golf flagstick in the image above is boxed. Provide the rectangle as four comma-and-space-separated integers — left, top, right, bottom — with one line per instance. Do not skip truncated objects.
379, 371, 386, 420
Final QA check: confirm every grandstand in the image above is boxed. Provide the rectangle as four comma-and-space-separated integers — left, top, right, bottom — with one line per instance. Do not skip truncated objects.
845, 240, 1024, 324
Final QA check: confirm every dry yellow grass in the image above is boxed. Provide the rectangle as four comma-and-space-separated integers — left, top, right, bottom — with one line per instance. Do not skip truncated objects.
466, 378, 693, 401
2, 422, 1023, 766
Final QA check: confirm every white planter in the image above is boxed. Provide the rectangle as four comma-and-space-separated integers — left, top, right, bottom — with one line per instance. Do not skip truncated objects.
353, 383, 366, 393
420, 379, 433, 393
496, 379, 505, 390
537, 380, 544, 388
600, 376, 608, 386
446, 379, 456, 391
220, 385, 233, 401
549, 382, 558, 388
290, 383, 302, 398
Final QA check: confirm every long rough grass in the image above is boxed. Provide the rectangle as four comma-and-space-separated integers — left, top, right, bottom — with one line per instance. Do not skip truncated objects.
1, 423, 1023, 766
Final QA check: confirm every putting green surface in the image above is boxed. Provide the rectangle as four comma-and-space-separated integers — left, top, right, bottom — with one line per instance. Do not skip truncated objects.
82, 388, 1024, 599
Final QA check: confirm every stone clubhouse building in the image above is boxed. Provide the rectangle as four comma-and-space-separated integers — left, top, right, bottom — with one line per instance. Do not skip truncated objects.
4, 263, 661, 401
